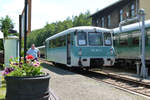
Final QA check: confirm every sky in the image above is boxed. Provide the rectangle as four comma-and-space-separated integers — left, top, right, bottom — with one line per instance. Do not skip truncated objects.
0, 0, 119, 31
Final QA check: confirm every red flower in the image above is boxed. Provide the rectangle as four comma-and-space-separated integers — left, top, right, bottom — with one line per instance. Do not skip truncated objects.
26, 55, 34, 60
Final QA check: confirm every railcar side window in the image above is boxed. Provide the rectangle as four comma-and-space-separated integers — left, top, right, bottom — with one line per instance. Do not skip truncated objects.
132, 37, 139, 46
148, 37, 150, 46
49, 41, 51, 48
49, 36, 66, 48
104, 33, 112, 46
88, 33, 103, 46
77, 32, 87, 46
131, 32, 140, 46
119, 34, 128, 46
49, 39, 56, 48
60, 36, 66, 46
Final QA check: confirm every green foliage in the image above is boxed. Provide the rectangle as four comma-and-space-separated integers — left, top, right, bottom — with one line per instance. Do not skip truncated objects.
0, 77, 6, 100
0, 15, 14, 37
27, 11, 92, 47
7, 63, 43, 77
73, 11, 91, 26
3, 57, 44, 77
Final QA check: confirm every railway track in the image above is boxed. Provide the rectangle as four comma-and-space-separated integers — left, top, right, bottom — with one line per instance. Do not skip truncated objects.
40, 59, 150, 98
86, 70, 150, 97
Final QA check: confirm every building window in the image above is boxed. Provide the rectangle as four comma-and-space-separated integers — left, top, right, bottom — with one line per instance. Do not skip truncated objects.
120, 9, 123, 22
96, 19, 99, 26
101, 17, 104, 27
107, 15, 111, 28
131, 4, 135, 17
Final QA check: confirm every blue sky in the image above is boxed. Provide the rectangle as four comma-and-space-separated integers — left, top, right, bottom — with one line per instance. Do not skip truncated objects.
0, 0, 118, 31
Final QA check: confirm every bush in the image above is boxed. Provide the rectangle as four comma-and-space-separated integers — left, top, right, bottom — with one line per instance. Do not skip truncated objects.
2, 56, 44, 77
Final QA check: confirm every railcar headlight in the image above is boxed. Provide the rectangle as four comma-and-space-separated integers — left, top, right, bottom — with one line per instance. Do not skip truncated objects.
110, 48, 113, 55
78, 48, 82, 56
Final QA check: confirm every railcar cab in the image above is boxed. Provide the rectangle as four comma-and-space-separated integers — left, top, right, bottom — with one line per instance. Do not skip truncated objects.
75, 31, 112, 47
74, 29, 115, 67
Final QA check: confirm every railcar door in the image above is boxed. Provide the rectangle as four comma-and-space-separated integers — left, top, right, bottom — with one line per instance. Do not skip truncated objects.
67, 34, 71, 65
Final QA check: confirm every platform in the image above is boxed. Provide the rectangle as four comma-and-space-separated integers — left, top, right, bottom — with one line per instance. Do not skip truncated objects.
92, 67, 150, 84
41, 63, 150, 100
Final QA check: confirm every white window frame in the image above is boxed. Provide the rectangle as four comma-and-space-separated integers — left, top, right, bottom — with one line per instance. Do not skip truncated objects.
120, 9, 123, 22
107, 15, 111, 27
131, 4, 135, 17
101, 17, 105, 27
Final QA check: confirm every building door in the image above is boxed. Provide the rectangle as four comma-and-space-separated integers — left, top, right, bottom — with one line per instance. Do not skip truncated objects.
67, 34, 71, 65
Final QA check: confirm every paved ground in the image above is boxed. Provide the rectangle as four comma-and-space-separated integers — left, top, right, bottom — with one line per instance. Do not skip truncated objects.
41, 63, 150, 100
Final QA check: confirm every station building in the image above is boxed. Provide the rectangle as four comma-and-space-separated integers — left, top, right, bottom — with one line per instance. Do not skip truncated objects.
90, 0, 150, 28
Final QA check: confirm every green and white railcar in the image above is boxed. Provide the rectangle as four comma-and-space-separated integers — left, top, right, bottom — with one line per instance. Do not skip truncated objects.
113, 20, 150, 66
45, 26, 115, 68
37, 46, 45, 57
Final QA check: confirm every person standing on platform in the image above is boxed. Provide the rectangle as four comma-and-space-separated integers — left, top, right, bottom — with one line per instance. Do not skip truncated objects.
27, 44, 40, 61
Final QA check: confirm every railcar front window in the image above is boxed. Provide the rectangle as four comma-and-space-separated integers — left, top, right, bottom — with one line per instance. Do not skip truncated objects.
88, 33, 103, 46
104, 33, 112, 46
77, 32, 87, 46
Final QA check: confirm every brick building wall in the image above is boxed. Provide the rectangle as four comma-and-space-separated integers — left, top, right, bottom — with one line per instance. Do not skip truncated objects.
90, 0, 149, 29
109, 9, 120, 28
140, 0, 150, 20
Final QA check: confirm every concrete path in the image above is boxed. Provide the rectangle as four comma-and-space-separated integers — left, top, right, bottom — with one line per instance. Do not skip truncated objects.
41, 63, 150, 100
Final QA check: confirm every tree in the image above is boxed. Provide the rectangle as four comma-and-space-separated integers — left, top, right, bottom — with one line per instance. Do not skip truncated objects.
27, 11, 92, 47
0, 15, 14, 37
73, 11, 91, 27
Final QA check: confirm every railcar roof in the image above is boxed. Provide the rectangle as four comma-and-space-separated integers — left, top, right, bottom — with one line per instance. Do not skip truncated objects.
113, 20, 150, 34
45, 26, 112, 41
37, 45, 45, 49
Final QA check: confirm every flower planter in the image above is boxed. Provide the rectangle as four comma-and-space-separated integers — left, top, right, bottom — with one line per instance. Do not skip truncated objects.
5, 73, 50, 100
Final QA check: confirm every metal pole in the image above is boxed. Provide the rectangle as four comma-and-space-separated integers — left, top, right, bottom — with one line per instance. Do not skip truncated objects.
139, 9, 147, 78
19, 15, 22, 62
119, 16, 139, 33
24, 0, 28, 62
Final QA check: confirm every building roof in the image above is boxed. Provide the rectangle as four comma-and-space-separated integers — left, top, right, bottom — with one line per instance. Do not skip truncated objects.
89, 0, 130, 18
0, 31, 4, 39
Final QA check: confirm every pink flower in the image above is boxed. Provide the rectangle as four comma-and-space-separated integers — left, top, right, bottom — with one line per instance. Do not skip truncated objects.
3, 67, 14, 75
33, 64, 39, 67
2, 71, 5, 76
10, 56, 13, 59
36, 62, 40, 65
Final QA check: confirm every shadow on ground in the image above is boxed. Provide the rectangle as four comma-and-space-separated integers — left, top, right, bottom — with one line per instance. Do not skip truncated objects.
41, 63, 75, 75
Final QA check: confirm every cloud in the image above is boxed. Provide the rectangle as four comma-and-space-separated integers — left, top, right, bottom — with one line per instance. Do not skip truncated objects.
0, 0, 119, 31
31, 0, 76, 30
0, 0, 24, 31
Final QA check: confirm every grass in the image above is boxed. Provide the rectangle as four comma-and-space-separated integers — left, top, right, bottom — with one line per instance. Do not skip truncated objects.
0, 76, 6, 100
